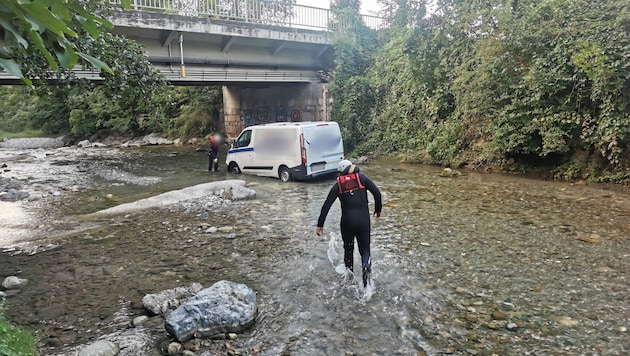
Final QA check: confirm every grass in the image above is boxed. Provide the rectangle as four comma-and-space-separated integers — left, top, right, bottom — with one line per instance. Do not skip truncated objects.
0, 129, 46, 140
0, 300, 36, 356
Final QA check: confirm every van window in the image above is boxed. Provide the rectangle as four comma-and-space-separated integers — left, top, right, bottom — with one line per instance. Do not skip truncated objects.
235, 130, 252, 148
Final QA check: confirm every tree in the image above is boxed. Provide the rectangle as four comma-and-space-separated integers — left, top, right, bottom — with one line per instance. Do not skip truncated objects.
329, 0, 379, 152
0, 0, 132, 84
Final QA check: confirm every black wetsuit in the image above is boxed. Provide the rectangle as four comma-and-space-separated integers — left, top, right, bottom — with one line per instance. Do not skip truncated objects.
317, 170, 382, 272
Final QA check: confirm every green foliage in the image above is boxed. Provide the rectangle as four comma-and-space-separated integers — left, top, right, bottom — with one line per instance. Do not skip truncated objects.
553, 162, 586, 181
330, 0, 630, 178
4, 2, 166, 139
160, 86, 224, 141
329, 0, 379, 152
0, 86, 37, 132
0, 300, 36, 356
0, 0, 131, 84
592, 171, 630, 184
0, 129, 45, 140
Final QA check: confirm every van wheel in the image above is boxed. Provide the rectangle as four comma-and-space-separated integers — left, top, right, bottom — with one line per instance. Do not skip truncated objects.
279, 166, 292, 182
228, 162, 241, 174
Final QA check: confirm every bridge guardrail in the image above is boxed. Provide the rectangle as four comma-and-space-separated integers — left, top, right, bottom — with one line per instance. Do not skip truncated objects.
108, 0, 385, 30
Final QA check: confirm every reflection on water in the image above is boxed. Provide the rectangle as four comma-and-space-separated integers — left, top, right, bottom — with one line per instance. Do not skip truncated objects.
1, 146, 628, 355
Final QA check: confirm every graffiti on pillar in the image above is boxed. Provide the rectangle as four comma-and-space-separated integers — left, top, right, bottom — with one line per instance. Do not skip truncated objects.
242, 110, 254, 127
290, 110, 301, 122
276, 107, 287, 122
256, 106, 272, 123
177, 0, 199, 16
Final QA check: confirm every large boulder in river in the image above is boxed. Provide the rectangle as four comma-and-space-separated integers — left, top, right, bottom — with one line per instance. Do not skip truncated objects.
91, 180, 256, 216
165, 280, 257, 342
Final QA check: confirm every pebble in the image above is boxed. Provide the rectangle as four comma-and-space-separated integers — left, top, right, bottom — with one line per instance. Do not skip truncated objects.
167, 342, 182, 354
206, 226, 218, 233
491, 311, 508, 320
132, 316, 149, 326
556, 316, 579, 328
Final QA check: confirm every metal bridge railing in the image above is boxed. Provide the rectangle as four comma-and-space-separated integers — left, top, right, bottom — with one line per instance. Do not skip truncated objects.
109, 0, 386, 30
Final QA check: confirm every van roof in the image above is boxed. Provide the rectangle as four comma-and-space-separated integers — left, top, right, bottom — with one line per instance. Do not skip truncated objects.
253, 121, 339, 128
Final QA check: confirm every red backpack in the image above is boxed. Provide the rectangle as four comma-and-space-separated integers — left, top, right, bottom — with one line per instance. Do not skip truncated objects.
337, 170, 365, 194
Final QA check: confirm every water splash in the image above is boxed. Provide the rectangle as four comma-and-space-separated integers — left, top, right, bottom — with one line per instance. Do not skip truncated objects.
326, 232, 341, 266
327, 232, 376, 301
362, 277, 375, 302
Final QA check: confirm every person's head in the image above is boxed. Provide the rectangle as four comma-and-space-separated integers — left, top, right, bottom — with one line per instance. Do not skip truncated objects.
213, 133, 223, 143
338, 159, 359, 175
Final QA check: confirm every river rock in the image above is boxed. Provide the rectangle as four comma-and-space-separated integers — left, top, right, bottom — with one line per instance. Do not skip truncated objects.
0, 188, 30, 201
556, 316, 579, 328
132, 316, 149, 326
142, 133, 173, 145
165, 280, 257, 342
77, 340, 119, 356
142, 282, 203, 315
77, 140, 95, 148
2, 276, 28, 289
92, 180, 256, 216
222, 184, 256, 200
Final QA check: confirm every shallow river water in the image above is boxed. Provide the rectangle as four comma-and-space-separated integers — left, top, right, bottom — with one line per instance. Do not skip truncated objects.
1, 145, 628, 355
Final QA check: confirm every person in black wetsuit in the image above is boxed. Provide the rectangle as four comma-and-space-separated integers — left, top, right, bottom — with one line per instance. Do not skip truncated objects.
316, 160, 382, 287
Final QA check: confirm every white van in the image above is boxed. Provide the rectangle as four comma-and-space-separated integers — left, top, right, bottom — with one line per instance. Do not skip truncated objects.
226, 121, 345, 182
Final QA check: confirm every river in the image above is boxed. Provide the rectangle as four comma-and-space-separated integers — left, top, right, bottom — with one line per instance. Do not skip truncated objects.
0, 145, 628, 355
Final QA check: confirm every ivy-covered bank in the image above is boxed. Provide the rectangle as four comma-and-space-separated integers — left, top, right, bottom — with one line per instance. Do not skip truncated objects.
329, 0, 630, 183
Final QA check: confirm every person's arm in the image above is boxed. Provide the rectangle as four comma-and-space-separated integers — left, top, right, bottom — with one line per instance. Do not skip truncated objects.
361, 173, 382, 218
316, 184, 338, 235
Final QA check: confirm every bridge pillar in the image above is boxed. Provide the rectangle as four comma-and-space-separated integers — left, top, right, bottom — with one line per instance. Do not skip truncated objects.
222, 86, 243, 139
222, 83, 330, 140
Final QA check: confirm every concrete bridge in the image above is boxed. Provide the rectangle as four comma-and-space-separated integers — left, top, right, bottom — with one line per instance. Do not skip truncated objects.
3, 0, 385, 137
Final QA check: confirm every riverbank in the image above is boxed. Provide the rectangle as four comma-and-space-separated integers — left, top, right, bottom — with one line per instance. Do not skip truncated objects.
0, 135, 206, 249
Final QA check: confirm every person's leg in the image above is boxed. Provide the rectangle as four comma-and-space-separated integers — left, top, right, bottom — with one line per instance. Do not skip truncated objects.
356, 222, 371, 271
208, 154, 213, 171
356, 222, 372, 287
340, 223, 355, 272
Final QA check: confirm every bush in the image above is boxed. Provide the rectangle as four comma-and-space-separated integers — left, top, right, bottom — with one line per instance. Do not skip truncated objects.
0, 300, 36, 356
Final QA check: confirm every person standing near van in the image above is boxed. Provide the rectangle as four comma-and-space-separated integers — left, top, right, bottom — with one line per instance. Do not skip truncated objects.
316, 160, 382, 287
208, 133, 222, 172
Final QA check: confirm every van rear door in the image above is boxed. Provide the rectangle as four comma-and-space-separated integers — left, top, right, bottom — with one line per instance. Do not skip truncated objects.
302, 122, 344, 177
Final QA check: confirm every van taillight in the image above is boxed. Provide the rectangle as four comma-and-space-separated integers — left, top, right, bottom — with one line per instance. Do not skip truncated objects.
300, 134, 307, 164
